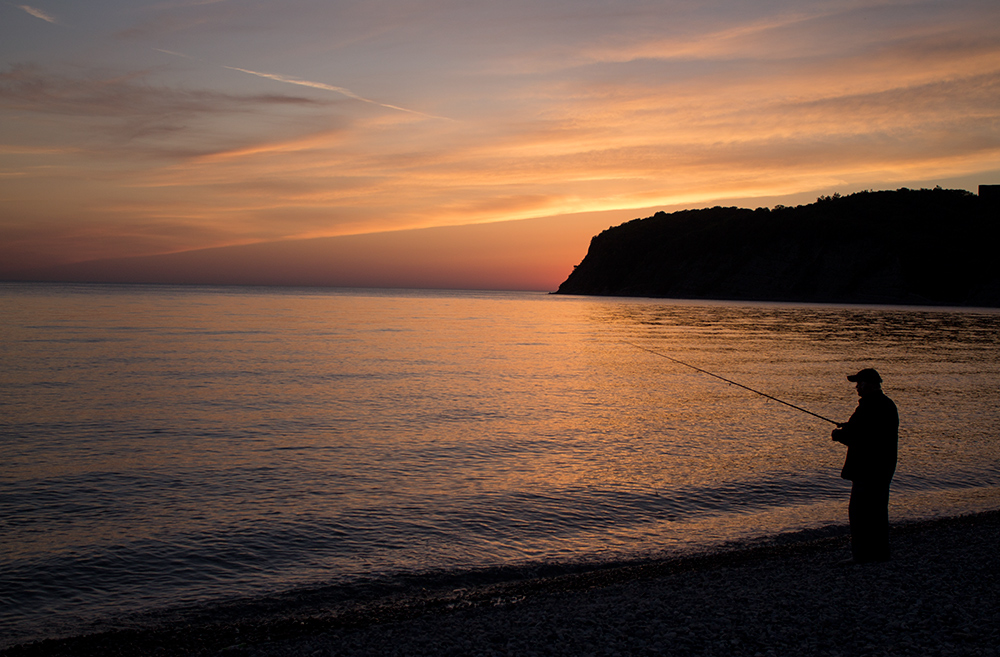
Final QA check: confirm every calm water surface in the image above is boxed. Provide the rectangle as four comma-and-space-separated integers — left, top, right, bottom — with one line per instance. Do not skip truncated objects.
2, 283, 999, 646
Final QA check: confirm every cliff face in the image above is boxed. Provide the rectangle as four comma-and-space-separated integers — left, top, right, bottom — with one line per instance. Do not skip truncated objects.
555, 188, 1000, 306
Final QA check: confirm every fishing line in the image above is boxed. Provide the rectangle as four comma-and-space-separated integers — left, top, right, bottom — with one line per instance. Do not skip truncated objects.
622, 341, 839, 426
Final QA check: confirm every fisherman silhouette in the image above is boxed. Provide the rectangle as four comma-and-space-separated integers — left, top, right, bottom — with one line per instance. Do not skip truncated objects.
831, 368, 899, 564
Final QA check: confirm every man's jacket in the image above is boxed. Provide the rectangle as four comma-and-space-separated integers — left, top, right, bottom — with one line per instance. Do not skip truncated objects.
834, 391, 899, 482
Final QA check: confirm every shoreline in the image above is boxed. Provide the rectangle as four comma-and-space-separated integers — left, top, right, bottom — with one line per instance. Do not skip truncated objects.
5, 509, 999, 656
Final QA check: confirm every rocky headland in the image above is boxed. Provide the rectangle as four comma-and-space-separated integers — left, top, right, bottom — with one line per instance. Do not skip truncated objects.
556, 188, 999, 307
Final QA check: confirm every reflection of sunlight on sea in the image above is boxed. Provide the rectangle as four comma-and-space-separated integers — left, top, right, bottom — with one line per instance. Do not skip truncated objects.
1, 284, 999, 646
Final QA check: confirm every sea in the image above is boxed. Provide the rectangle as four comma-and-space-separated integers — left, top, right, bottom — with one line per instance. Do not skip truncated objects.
2, 283, 999, 648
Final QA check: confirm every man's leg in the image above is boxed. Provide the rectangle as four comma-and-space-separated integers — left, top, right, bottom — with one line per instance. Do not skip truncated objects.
849, 480, 891, 562
870, 480, 891, 561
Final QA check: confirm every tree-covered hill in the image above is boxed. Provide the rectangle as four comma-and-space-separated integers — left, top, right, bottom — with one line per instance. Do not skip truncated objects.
555, 188, 1000, 306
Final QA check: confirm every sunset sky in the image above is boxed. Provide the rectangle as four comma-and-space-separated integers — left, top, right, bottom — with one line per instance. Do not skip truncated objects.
2, 0, 998, 290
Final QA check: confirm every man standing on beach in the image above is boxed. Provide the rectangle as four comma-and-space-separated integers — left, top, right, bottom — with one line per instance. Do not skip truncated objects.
831, 368, 899, 564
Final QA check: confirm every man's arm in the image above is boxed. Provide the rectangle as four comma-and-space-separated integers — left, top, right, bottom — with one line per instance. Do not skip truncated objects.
832, 406, 864, 445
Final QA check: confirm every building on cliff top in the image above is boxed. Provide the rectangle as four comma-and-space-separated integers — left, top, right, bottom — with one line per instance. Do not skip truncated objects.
979, 184, 1000, 200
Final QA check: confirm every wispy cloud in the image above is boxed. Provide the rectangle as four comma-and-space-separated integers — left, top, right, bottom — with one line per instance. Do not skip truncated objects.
224, 66, 452, 121
0, 144, 76, 155
151, 0, 228, 7
0, 64, 321, 117
0, 64, 328, 159
17, 4, 56, 23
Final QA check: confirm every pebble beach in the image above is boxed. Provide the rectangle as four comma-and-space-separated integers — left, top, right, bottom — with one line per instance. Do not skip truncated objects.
5, 510, 998, 657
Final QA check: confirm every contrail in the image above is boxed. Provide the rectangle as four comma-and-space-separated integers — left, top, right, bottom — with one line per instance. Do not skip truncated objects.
18, 4, 57, 23
153, 48, 195, 59
224, 66, 452, 120
14, 3, 439, 125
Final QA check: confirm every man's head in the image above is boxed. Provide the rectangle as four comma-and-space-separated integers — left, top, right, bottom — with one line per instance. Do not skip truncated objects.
847, 368, 882, 396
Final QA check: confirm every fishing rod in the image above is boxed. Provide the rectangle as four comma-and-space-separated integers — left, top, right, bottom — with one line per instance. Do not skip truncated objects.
622, 341, 840, 426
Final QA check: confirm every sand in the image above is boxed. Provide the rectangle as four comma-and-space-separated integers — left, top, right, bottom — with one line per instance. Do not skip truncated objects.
5, 510, 998, 657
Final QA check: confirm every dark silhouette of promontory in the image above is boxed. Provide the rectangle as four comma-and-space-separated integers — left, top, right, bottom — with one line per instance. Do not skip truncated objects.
555, 187, 1000, 306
